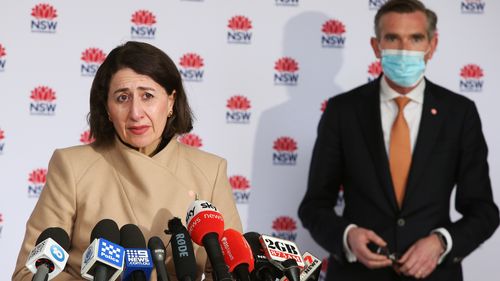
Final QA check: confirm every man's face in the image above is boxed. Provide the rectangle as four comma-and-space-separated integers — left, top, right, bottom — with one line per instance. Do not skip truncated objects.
371, 11, 437, 63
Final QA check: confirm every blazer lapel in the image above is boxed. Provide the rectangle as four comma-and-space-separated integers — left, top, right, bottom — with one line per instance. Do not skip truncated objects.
402, 80, 445, 210
357, 78, 399, 212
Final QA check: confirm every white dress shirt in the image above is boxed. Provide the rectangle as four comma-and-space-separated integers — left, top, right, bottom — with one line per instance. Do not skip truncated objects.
343, 76, 452, 264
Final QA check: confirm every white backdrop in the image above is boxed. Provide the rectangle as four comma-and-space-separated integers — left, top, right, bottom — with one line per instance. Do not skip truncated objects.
1, 0, 499, 280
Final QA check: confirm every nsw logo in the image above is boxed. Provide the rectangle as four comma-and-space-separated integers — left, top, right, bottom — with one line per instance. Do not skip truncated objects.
179, 53, 205, 82
274, 57, 299, 86
230, 175, 251, 204
275, 0, 299, 7
81, 48, 106, 77
0, 128, 5, 154
30, 86, 57, 115
31, 3, 58, 33
368, 0, 389, 10
0, 43, 6, 72
80, 130, 96, 144
28, 168, 47, 198
272, 216, 297, 241
459, 64, 484, 92
226, 95, 251, 124
178, 133, 203, 148
131, 10, 157, 39
461, 0, 485, 14
367, 60, 382, 82
321, 19, 346, 48
273, 136, 298, 165
227, 15, 253, 44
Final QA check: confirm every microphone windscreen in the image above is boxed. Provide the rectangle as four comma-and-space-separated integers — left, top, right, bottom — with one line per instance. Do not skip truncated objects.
91, 218, 120, 243
168, 217, 197, 281
36, 227, 70, 251
120, 224, 146, 248
221, 229, 254, 272
147, 236, 166, 255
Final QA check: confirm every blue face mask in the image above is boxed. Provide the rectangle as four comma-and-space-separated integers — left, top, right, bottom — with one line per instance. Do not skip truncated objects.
380, 49, 427, 88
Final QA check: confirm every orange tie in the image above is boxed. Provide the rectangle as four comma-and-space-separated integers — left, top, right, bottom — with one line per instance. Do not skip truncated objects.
389, 96, 411, 208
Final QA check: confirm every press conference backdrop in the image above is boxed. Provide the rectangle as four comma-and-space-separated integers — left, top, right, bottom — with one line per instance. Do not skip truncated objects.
0, 0, 498, 279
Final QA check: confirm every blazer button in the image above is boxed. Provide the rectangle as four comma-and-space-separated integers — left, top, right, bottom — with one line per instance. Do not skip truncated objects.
397, 218, 405, 227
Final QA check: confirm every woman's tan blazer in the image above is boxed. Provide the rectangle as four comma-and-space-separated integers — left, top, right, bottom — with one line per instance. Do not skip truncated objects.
12, 137, 242, 280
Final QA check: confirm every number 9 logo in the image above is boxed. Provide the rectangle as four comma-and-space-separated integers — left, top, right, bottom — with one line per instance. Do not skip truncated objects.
51, 245, 65, 262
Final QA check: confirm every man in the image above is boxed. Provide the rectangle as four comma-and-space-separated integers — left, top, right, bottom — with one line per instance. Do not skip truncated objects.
298, 0, 499, 280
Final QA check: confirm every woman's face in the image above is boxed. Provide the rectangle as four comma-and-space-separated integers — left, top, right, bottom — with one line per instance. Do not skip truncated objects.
107, 68, 175, 155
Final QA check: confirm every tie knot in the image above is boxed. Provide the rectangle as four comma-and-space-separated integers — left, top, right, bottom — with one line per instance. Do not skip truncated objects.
395, 96, 411, 110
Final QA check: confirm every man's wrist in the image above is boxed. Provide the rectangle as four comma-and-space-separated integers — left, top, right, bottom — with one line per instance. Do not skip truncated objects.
433, 232, 447, 254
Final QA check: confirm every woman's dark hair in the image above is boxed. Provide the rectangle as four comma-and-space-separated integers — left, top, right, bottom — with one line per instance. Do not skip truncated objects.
88, 41, 193, 147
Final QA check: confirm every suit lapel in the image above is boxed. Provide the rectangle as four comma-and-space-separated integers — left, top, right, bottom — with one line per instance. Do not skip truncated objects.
402, 80, 445, 210
357, 78, 399, 212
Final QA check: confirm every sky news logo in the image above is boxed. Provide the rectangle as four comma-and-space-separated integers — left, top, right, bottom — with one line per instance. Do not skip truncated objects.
461, 0, 485, 14
131, 10, 157, 39
275, 0, 299, 7
227, 15, 253, 44
0, 128, 5, 154
81, 48, 106, 77
179, 53, 205, 82
80, 130, 95, 144
28, 168, 47, 198
367, 60, 382, 82
368, 0, 388, 10
178, 133, 203, 148
31, 3, 58, 33
0, 43, 6, 72
321, 19, 346, 48
226, 95, 251, 124
459, 64, 484, 92
30, 86, 57, 115
230, 175, 251, 204
272, 216, 297, 241
274, 57, 299, 86
273, 136, 298, 165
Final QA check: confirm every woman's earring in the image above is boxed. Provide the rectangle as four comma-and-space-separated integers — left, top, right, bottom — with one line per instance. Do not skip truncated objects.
168, 111, 173, 117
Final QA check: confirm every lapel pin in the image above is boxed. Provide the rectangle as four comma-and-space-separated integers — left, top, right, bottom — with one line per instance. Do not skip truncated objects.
431, 108, 438, 115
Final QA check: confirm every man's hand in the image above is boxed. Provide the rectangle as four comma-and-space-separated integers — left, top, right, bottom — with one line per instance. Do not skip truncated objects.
347, 227, 392, 269
397, 233, 444, 279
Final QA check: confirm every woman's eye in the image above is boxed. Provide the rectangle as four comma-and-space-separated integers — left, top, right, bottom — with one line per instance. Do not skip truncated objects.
144, 92, 154, 100
116, 94, 129, 103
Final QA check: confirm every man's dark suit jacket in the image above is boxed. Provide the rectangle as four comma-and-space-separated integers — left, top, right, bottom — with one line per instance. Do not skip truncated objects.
298, 77, 499, 281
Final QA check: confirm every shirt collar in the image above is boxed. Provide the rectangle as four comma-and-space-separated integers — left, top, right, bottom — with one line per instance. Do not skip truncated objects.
380, 75, 425, 104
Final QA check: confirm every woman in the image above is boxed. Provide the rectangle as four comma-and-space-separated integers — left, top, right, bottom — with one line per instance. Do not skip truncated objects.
12, 41, 242, 280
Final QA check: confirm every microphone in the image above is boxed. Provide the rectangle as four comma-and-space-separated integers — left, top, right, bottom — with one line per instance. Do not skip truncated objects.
220, 228, 254, 281
185, 200, 232, 281
280, 252, 322, 281
120, 224, 153, 281
25, 227, 70, 281
298, 252, 322, 281
259, 234, 305, 281
166, 217, 197, 281
81, 219, 125, 281
243, 232, 282, 281
147, 236, 170, 281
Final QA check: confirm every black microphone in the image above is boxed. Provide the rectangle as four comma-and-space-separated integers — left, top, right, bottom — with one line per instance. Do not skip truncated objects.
25, 227, 70, 281
243, 232, 282, 281
147, 236, 170, 281
166, 217, 197, 281
120, 224, 153, 281
81, 219, 124, 281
